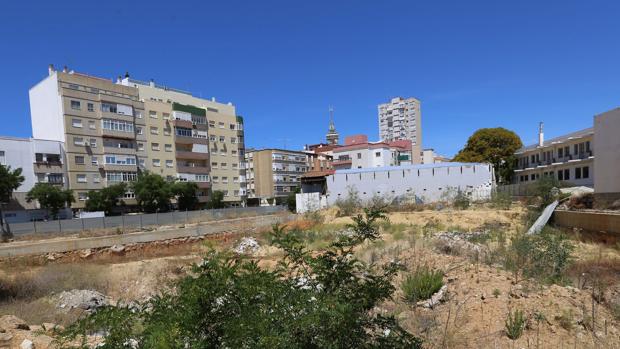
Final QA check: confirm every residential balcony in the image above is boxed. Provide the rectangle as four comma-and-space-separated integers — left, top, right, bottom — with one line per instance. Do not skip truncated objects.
177, 164, 210, 174
103, 146, 136, 155
174, 135, 209, 145
102, 128, 136, 140
196, 182, 211, 189
173, 119, 193, 129
103, 163, 138, 172
175, 150, 210, 160
33, 161, 63, 172
332, 159, 352, 167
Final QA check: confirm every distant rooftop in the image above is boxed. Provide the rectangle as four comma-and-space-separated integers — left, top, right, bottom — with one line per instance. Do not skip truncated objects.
516, 127, 593, 154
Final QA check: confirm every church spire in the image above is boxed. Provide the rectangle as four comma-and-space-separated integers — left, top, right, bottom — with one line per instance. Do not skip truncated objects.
326, 105, 339, 145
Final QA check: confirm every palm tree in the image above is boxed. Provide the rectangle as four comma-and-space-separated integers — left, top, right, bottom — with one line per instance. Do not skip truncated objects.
0, 165, 25, 241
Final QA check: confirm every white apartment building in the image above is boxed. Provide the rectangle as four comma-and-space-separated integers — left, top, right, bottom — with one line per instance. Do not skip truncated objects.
331, 135, 412, 170
513, 124, 594, 187
378, 97, 422, 163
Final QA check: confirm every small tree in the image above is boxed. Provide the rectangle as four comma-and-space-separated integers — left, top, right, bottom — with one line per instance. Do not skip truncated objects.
85, 183, 127, 215
206, 190, 226, 209
286, 187, 300, 212
0, 165, 25, 241
172, 181, 199, 211
131, 172, 172, 213
26, 183, 74, 219
505, 309, 525, 341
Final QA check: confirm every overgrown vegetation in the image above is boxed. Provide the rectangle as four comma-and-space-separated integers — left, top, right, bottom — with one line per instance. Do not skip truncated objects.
489, 190, 512, 210
334, 186, 362, 216
0, 164, 24, 241
401, 265, 444, 303
85, 183, 127, 215
504, 309, 525, 340
452, 190, 470, 210
57, 208, 422, 348
26, 183, 74, 219
206, 190, 226, 209
504, 228, 574, 284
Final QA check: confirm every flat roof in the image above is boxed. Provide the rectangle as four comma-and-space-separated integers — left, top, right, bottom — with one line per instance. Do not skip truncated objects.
333, 162, 488, 175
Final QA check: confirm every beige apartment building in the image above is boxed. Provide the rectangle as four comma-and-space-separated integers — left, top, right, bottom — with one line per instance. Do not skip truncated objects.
378, 97, 422, 163
120, 77, 246, 204
245, 149, 309, 204
29, 65, 146, 208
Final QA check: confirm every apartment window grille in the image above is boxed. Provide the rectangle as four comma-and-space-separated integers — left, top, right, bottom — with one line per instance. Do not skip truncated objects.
70, 100, 81, 110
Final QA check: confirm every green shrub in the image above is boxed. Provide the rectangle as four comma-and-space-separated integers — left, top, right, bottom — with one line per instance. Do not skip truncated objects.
401, 265, 444, 303
493, 288, 501, 298
556, 308, 574, 330
453, 191, 470, 210
505, 309, 526, 340
335, 186, 362, 217
57, 208, 423, 348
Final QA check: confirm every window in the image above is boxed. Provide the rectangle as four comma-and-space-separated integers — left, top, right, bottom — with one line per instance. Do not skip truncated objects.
93, 174, 100, 183
209, 121, 216, 128
212, 176, 219, 183
106, 172, 138, 182
220, 149, 226, 155
230, 137, 237, 144
163, 113, 170, 120
73, 137, 84, 146
136, 127, 143, 135
88, 120, 96, 130
209, 135, 216, 142
151, 143, 160, 151
233, 177, 239, 183
218, 122, 225, 128
165, 160, 173, 168
152, 159, 161, 167
78, 192, 87, 201
164, 128, 171, 136
375, 152, 381, 157
89, 138, 97, 148
222, 176, 228, 183
71, 100, 81, 110
232, 150, 238, 156
574, 144, 578, 155
150, 126, 158, 135
105, 155, 136, 165
195, 174, 209, 182
575, 167, 582, 179
149, 111, 157, 119
176, 128, 192, 137
221, 162, 227, 168
230, 124, 236, 130
135, 111, 142, 119
77, 174, 87, 183
558, 170, 563, 181
232, 163, 238, 169
91, 157, 98, 165
87, 103, 94, 112
583, 166, 590, 178
75, 156, 85, 165
165, 144, 172, 152
558, 148, 563, 158
101, 103, 117, 113
564, 169, 570, 180
219, 136, 225, 142
102, 119, 134, 133
357, 153, 362, 159
137, 143, 145, 151
72, 118, 82, 128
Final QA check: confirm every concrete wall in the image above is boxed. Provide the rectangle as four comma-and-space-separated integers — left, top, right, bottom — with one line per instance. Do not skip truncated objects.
0, 137, 37, 192
30, 73, 64, 142
296, 192, 327, 213
553, 210, 620, 234
594, 108, 620, 194
325, 162, 494, 205
0, 212, 294, 257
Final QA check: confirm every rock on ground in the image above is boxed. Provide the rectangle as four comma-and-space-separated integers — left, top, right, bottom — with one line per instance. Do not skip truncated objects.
234, 237, 260, 254
56, 289, 109, 312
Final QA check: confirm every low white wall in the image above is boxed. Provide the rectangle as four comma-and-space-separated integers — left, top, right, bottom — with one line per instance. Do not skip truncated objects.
325, 163, 494, 206
296, 192, 327, 213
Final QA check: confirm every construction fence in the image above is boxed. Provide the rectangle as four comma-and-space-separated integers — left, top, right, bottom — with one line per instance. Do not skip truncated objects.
8, 206, 287, 236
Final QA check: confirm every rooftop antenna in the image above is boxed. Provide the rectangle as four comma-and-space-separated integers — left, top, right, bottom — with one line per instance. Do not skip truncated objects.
278, 138, 292, 149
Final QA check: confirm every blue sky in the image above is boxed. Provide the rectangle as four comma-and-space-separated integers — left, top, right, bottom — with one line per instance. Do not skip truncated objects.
2, 1, 620, 157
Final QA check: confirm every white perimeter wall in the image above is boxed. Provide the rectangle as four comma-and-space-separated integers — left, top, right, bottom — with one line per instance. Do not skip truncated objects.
325, 163, 494, 206
29, 73, 64, 142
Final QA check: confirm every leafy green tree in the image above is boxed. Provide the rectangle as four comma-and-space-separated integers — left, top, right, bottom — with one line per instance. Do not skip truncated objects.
131, 172, 172, 213
453, 127, 523, 184
286, 187, 300, 212
172, 181, 199, 211
206, 190, 225, 209
57, 208, 422, 348
85, 183, 127, 215
0, 165, 25, 241
25, 183, 74, 219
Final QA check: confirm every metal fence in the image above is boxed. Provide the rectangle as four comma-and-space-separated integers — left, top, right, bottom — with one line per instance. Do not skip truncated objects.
9, 206, 287, 236
497, 183, 535, 197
